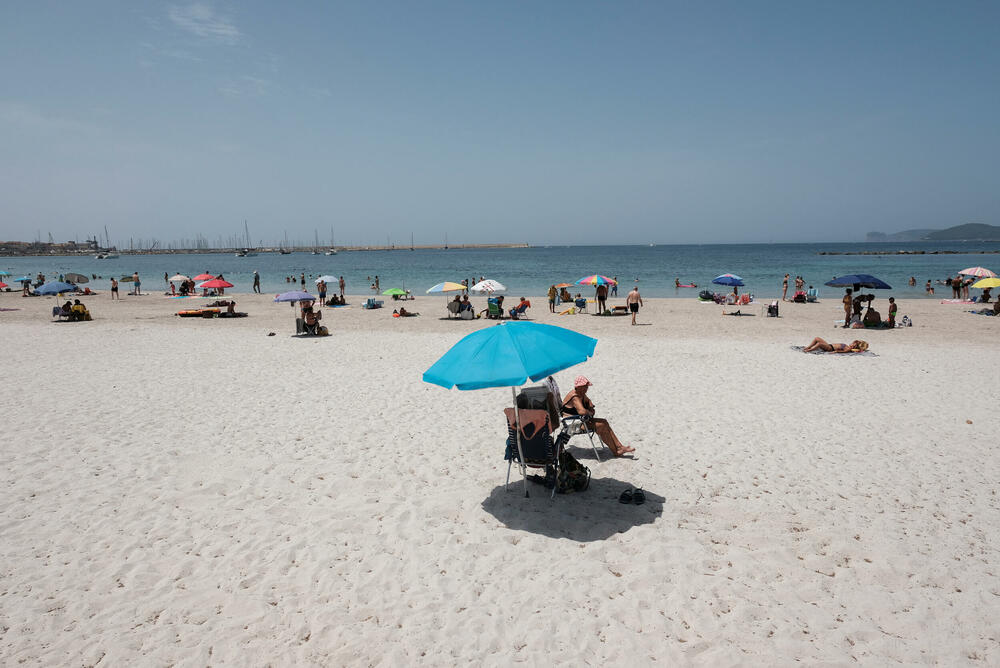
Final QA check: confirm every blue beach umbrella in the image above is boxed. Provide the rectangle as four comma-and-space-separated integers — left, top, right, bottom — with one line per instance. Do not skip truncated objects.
274, 290, 315, 303
35, 281, 77, 295
825, 274, 891, 290
13, 276, 31, 282
712, 273, 744, 287
423, 321, 598, 496
0, 271, 9, 277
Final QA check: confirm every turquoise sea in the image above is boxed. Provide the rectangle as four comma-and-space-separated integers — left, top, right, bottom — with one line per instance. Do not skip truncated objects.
3, 242, 998, 299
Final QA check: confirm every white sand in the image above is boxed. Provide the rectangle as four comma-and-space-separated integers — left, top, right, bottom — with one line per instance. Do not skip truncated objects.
1, 290, 997, 664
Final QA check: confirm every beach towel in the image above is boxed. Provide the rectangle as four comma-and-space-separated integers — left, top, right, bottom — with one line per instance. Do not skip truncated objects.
967, 310, 997, 316
940, 299, 976, 304
791, 345, 878, 357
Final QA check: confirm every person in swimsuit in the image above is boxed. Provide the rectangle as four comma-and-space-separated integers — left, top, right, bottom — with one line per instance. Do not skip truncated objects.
782, 273, 789, 301
561, 376, 634, 456
842, 288, 852, 327
887, 297, 897, 327
110, 277, 119, 300
626, 286, 643, 325
803, 338, 868, 353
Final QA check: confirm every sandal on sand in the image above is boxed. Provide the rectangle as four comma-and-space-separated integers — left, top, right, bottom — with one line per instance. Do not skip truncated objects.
618, 488, 633, 504
633, 488, 645, 505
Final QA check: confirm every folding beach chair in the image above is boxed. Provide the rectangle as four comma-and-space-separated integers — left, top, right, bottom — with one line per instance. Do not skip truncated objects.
446, 301, 461, 318
485, 299, 503, 320
543, 377, 601, 462
504, 407, 559, 499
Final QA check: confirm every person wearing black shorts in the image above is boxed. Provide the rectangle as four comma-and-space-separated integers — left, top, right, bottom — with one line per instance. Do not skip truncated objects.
626, 285, 642, 325
110, 277, 119, 300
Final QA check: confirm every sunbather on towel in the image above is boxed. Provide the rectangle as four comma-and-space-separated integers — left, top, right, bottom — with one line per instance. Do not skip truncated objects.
803, 337, 868, 353
561, 375, 634, 456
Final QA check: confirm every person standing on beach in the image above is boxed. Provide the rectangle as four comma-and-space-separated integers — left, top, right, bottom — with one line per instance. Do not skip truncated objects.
253, 271, 260, 293
132, 272, 140, 296
611, 277, 618, 297
548, 285, 557, 313
339, 276, 345, 297
626, 285, 643, 325
782, 274, 789, 301
318, 280, 327, 304
110, 277, 119, 300
596, 283, 608, 313
842, 288, 852, 327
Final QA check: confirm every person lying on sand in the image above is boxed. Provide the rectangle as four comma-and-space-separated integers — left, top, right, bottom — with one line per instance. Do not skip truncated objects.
803, 337, 868, 353
393, 307, 419, 317
561, 376, 634, 456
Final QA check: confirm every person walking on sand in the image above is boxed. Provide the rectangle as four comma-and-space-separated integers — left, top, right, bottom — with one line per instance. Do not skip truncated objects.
339, 275, 345, 297
547, 285, 557, 313
842, 288, 852, 327
611, 277, 618, 297
626, 285, 643, 325
110, 277, 119, 300
252, 271, 260, 293
782, 273, 789, 301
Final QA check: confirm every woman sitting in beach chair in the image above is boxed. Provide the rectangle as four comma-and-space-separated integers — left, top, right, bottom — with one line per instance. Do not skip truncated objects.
560, 376, 634, 457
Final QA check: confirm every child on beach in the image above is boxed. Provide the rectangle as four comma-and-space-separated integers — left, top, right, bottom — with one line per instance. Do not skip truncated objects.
887, 297, 897, 327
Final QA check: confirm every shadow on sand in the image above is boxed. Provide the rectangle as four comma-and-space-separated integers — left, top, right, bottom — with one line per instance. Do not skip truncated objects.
481, 474, 663, 542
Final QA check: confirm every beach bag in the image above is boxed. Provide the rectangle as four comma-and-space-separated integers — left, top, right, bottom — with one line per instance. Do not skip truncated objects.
699, 289, 714, 301
900, 315, 912, 327
546, 450, 590, 494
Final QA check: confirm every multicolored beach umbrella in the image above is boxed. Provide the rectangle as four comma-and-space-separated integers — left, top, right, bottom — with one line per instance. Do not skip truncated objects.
426, 281, 466, 294
575, 275, 617, 286
711, 273, 744, 287
958, 266, 996, 278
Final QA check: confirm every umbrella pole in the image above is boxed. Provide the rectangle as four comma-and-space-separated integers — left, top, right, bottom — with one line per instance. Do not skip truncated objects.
511, 386, 529, 497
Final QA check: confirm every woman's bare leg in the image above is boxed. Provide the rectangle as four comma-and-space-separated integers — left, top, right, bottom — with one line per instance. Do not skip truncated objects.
591, 418, 634, 455
804, 337, 833, 353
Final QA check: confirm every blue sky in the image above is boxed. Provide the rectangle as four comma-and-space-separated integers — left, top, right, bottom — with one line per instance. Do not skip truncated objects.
1, 1, 998, 246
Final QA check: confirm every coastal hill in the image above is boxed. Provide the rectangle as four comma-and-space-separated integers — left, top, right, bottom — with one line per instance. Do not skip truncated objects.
867, 223, 1000, 242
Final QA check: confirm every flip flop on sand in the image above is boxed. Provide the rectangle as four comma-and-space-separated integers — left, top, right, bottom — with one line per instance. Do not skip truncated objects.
633, 488, 645, 505
619, 488, 633, 504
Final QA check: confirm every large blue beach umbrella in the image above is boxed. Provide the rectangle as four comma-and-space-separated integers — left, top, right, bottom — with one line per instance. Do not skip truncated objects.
825, 274, 891, 290
423, 321, 598, 496
35, 281, 77, 295
711, 273, 744, 287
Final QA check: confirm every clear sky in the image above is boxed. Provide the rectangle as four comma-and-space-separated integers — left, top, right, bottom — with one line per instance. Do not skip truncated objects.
1, 1, 998, 247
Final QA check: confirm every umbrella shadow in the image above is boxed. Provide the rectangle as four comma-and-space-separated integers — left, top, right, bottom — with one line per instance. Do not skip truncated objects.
481, 475, 663, 542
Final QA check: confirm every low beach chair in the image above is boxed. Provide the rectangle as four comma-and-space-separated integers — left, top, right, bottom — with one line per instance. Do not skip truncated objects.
485, 300, 503, 319
806, 288, 819, 302
446, 301, 461, 318
362, 298, 383, 310
574, 298, 587, 313
504, 406, 559, 499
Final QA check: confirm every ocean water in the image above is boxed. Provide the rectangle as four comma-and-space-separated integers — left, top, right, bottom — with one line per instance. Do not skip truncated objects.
3, 241, 998, 299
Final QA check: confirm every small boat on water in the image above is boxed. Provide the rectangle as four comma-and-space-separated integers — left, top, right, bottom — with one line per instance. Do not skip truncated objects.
95, 253, 119, 259
236, 221, 259, 257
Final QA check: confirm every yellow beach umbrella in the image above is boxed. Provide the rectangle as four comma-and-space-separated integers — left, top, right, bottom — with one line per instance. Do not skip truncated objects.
971, 277, 1000, 289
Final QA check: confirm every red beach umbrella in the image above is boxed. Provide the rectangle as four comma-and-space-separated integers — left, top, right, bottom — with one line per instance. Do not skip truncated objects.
197, 278, 234, 289
0, 282, 7, 289
193, 273, 215, 281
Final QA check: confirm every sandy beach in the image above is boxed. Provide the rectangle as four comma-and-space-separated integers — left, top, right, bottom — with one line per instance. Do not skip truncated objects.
1, 290, 997, 665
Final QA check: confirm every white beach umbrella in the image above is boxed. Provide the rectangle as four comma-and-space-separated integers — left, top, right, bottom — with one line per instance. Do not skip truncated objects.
169, 274, 190, 282
470, 279, 507, 294
315, 275, 338, 284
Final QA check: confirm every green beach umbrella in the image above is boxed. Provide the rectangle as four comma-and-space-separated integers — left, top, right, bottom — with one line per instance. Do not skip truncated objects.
382, 288, 407, 296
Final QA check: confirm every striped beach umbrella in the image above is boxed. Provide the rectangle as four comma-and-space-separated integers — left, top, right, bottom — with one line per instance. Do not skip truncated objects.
426, 281, 466, 294
958, 266, 996, 278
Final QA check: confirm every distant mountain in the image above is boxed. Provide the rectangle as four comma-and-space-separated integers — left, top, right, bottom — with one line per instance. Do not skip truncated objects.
867, 223, 1000, 242
866, 229, 938, 242
924, 223, 1000, 241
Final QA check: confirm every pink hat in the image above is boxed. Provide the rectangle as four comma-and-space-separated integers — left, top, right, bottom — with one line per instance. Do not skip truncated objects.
574, 375, 592, 388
